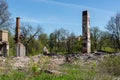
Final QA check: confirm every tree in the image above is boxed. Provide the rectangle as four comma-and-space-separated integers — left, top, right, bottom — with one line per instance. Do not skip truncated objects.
54, 28, 69, 53
9, 32, 16, 56
97, 31, 110, 51
21, 24, 42, 44
67, 33, 83, 53
49, 33, 56, 52
0, 0, 11, 29
38, 33, 49, 51
90, 27, 101, 51
67, 32, 76, 53
106, 13, 120, 51
20, 24, 43, 55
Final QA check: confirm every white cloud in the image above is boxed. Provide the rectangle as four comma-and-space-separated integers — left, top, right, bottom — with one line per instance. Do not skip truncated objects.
21, 0, 115, 26
21, 17, 40, 23
33, 0, 114, 14
21, 17, 80, 26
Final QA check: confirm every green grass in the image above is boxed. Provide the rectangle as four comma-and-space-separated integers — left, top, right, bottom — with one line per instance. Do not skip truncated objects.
0, 63, 112, 80
0, 69, 113, 80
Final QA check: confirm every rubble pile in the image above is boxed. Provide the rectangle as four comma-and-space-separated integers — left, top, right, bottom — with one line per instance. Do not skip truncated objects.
0, 52, 119, 75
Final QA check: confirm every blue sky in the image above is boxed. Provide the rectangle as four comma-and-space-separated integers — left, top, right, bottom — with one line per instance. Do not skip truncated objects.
6, 0, 120, 36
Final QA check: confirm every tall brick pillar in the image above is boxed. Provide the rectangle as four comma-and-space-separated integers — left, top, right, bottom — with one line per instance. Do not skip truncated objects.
15, 17, 20, 43
82, 10, 91, 53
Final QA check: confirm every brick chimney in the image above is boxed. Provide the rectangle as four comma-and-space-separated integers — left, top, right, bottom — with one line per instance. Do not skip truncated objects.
15, 17, 20, 43
82, 10, 91, 53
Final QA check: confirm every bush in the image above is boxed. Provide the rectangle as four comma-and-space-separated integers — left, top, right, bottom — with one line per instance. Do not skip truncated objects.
102, 47, 115, 52
99, 55, 120, 76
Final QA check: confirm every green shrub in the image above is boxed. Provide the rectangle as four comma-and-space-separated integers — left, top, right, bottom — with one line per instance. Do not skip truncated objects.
102, 47, 115, 52
99, 55, 120, 76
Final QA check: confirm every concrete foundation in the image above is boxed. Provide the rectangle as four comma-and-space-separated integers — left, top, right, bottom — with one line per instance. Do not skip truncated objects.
16, 42, 25, 57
